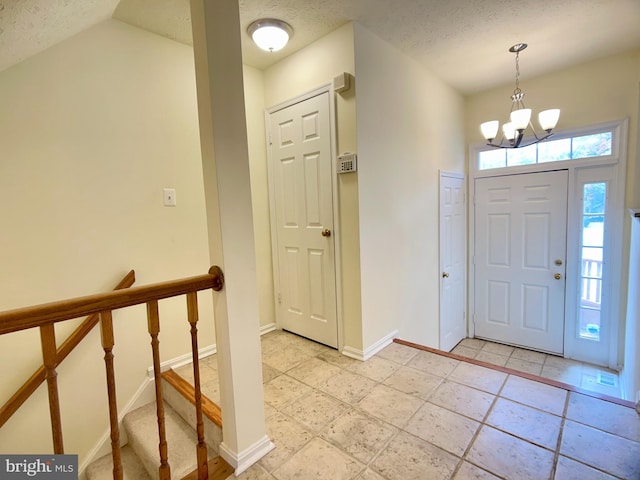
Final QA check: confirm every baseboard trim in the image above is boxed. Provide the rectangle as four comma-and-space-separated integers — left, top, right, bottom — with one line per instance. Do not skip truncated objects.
146, 344, 217, 378
218, 435, 275, 475
342, 330, 399, 361
260, 323, 278, 336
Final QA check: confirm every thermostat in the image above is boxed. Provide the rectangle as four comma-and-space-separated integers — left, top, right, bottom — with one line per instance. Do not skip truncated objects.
337, 152, 357, 174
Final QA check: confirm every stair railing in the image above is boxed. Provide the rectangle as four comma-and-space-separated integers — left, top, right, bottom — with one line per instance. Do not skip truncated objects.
0, 266, 225, 480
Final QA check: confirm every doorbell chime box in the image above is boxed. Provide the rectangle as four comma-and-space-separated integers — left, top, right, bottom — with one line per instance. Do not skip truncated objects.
338, 152, 357, 173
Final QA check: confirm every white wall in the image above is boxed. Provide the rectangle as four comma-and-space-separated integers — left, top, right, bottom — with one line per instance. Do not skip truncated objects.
353, 23, 466, 349
0, 19, 213, 462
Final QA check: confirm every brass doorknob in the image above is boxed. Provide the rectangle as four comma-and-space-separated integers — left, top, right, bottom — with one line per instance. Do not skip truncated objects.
321, 229, 331, 237
442, 272, 450, 278
554, 273, 562, 280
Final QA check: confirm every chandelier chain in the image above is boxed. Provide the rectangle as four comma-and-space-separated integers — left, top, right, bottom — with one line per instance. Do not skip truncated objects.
514, 51, 521, 95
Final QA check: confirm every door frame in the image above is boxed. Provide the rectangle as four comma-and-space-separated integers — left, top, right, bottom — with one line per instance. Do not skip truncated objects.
264, 83, 343, 350
439, 170, 467, 351
468, 119, 628, 368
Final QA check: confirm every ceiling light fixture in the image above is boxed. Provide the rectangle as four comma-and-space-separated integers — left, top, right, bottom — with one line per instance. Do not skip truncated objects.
480, 43, 560, 149
247, 19, 293, 52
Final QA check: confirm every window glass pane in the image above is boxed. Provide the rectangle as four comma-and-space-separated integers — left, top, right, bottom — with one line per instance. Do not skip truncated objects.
538, 138, 571, 163
479, 149, 506, 170
506, 144, 536, 166
572, 132, 612, 159
578, 182, 606, 341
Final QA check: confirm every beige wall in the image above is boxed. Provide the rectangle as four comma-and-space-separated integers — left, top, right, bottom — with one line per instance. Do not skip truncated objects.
0, 20, 213, 461
353, 23, 466, 349
263, 23, 362, 350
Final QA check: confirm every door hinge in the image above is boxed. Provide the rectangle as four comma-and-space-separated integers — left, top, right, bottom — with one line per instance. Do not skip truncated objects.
269, 133, 273, 146
277, 293, 282, 305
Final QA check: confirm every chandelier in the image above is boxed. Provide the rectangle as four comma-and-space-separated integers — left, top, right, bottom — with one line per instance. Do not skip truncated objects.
480, 43, 560, 149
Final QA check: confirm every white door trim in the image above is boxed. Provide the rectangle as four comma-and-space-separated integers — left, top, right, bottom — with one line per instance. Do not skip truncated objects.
468, 119, 628, 368
264, 83, 343, 350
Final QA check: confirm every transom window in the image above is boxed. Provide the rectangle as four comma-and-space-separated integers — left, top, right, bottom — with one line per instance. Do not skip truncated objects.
478, 131, 613, 170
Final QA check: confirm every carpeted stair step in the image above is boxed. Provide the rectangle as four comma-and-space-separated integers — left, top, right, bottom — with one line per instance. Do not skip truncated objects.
85, 444, 152, 480
123, 401, 216, 480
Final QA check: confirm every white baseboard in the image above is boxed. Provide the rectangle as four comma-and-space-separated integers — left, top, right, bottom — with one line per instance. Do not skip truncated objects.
342, 330, 399, 361
146, 344, 217, 378
260, 323, 278, 336
219, 435, 275, 475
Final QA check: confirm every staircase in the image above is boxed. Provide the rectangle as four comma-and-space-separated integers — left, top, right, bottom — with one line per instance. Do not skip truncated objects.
86, 370, 232, 480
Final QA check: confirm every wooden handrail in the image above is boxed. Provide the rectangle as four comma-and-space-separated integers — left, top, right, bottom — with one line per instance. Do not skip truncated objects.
0, 266, 223, 336
0, 266, 224, 479
0, 270, 135, 429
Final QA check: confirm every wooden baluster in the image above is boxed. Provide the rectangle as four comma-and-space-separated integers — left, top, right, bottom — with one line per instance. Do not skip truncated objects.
147, 300, 171, 480
187, 292, 208, 479
100, 310, 123, 480
39, 324, 64, 454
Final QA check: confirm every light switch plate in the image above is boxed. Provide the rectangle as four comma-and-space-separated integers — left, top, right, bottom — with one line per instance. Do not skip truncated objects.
163, 188, 176, 206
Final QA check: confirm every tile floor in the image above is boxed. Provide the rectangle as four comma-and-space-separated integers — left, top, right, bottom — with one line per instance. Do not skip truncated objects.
174, 330, 640, 480
450, 338, 624, 399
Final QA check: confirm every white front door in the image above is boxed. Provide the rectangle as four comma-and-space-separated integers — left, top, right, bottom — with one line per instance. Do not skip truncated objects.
267, 91, 338, 348
439, 172, 467, 351
474, 170, 568, 354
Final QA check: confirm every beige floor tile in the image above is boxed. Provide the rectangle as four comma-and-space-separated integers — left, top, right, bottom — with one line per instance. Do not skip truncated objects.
486, 398, 562, 450
504, 357, 542, 376
543, 355, 583, 369
474, 351, 508, 367
500, 375, 567, 416
554, 456, 617, 480
371, 431, 459, 480
451, 345, 479, 358
467, 426, 554, 480
262, 364, 282, 384
448, 363, 507, 394
453, 462, 501, 480
286, 357, 342, 388
264, 402, 278, 419
346, 355, 401, 382
566, 392, 640, 441
480, 342, 514, 357
262, 345, 311, 372
406, 350, 460, 378
405, 402, 480, 456
272, 437, 364, 480
382, 366, 443, 399
560, 420, 640, 479
263, 375, 311, 409
316, 348, 361, 369
428, 380, 495, 422
540, 364, 583, 385
281, 390, 350, 433
510, 348, 546, 364
233, 462, 275, 480
355, 469, 387, 480
321, 409, 398, 463
459, 338, 486, 350
357, 384, 424, 428
376, 342, 419, 365
259, 412, 314, 473
317, 369, 376, 404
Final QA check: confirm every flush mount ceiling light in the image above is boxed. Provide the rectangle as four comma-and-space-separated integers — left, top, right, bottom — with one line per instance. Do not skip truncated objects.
480, 43, 560, 149
247, 19, 293, 52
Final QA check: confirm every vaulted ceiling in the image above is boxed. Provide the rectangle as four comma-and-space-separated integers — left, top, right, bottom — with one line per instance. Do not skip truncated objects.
1, 0, 639, 94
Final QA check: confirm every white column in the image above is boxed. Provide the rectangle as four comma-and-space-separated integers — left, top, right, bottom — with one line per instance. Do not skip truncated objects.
189, 0, 273, 473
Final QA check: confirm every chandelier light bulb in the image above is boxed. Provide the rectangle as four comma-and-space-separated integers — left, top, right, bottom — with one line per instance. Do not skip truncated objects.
480, 121, 500, 141
510, 108, 532, 131
503, 122, 517, 141
538, 109, 561, 132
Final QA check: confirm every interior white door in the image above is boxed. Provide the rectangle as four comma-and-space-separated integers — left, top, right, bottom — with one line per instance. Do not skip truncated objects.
439, 173, 466, 351
268, 91, 338, 348
474, 170, 568, 354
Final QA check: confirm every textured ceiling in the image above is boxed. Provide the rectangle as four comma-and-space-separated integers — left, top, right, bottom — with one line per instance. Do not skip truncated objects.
1, 0, 640, 94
